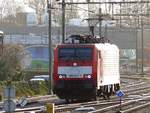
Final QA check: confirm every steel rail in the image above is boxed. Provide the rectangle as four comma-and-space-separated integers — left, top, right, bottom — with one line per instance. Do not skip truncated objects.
123, 85, 150, 93
0, 95, 56, 110
89, 95, 150, 113
55, 91, 150, 113
55, 101, 119, 113
54, 81, 150, 112
122, 101, 150, 113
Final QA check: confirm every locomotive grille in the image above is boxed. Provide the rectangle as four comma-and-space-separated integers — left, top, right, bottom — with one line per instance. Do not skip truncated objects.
66, 75, 83, 78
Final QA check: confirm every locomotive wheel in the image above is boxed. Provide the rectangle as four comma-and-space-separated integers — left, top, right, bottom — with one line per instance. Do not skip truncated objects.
102, 94, 106, 100
106, 92, 110, 100
102, 86, 110, 100
114, 84, 120, 92
103, 93, 110, 100
116, 84, 120, 91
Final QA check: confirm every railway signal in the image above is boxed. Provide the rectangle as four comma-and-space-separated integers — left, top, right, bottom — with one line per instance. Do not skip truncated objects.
3, 99, 16, 113
116, 90, 125, 98
116, 90, 125, 113
3, 81, 16, 113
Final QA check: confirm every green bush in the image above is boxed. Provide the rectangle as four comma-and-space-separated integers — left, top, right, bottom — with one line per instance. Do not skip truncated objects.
0, 81, 48, 98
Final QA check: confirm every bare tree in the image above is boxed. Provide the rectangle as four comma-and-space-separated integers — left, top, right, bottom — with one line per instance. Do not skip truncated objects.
0, 44, 26, 81
28, 0, 47, 24
0, 0, 26, 25
51, 0, 80, 25
27, 0, 80, 25
0, 0, 25, 18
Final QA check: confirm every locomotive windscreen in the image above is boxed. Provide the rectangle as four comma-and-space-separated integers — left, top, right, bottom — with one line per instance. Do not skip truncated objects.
59, 47, 92, 60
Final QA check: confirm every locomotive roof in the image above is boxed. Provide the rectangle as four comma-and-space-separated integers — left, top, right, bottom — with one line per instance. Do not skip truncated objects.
65, 34, 110, 44
56, 43, 95, 46
56, 43, 119, 50
95, 43, 119, 51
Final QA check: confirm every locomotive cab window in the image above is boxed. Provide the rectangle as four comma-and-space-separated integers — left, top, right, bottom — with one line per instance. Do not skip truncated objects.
58, 47, 92, 60
76, 48, 92, 60
59, 48, 75, 60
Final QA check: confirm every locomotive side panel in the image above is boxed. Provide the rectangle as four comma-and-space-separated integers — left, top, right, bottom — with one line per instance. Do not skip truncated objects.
95, 43, 120, 86
95, 43, 120, 99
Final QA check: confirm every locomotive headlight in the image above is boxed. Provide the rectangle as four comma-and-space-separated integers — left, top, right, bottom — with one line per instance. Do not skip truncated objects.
59, 74, 66, 78
73, 62, 77, 66
84, 74, 91, 78
59, 75, 63, 78
87, 75, 91, 78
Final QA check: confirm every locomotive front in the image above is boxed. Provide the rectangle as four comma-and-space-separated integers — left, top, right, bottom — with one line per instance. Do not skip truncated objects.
53, 44, 97, 101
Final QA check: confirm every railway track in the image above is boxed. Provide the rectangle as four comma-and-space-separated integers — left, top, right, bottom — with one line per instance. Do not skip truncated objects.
54, 78, 150, 113
0, 95, 57, 112
0, 75, 150, 113
122, 101, 150, 113
55, 93, 150, 113
2, 93, 149, 113
89, 94, 150, 113
55, 101, 119, 113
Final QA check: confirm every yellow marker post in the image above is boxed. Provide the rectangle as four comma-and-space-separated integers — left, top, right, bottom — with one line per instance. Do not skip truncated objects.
46, 103, 54, 113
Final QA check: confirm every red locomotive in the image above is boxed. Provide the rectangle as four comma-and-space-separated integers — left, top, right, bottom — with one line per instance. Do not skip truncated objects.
53, 35, 120, 102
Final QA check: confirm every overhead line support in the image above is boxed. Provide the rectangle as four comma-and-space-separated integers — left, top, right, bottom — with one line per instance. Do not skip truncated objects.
58, 1, 150, 5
